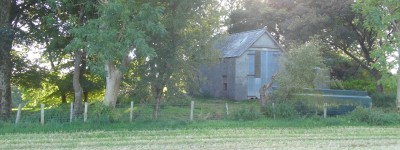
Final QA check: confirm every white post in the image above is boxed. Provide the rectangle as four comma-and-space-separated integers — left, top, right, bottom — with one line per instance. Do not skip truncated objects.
370, 102, 373, 110
84, 102, 88, 122
40, 104, 45, 125
15, 104, 22, 124
70, 102, 73, 123
323, 103, 327, 118
225, 103, 229, 115
130, 101, 134, 122
190, 101, 194, 121
272, 102, 276, 119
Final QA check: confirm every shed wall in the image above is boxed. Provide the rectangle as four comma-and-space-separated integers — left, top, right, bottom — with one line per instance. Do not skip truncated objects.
198, 58, 236, 99
233, 51, 249, 100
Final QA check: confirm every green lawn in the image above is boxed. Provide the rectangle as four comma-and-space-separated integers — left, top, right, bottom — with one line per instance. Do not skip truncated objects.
1, 127, 400, 149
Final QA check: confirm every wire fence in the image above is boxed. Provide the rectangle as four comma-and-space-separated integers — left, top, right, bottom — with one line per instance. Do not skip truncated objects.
10, 100, 372, 125
11, 101, 253, 124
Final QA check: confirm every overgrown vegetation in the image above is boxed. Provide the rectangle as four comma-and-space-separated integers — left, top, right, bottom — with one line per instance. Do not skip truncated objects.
349, 107, 400, 125
274, 39, 329, 101
230, 106, 261, 121
4, 97, 400, 135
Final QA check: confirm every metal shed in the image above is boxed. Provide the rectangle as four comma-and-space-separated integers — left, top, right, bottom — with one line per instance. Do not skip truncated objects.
199, 28, 282, 100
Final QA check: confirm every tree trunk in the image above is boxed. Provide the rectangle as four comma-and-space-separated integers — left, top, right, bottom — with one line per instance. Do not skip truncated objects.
393, 22, 400, 112
61, 94, 67, 103
153, 88, 163, 120
104, 61, 123, 108
84, 91, 88, 103
73, 51, 83, 117
259, 74, 276, 114
397, 47, 400, 112
0, 0, 12, 120
371, 68, 384, 93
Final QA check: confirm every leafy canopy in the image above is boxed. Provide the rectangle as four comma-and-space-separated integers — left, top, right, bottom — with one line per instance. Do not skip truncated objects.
67, 0, 166, 74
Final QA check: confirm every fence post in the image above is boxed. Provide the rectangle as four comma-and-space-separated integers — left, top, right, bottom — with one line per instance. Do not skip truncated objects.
15, 104, 22, 124
323, 103, 327, 118
272, 102, 276, 119
84, 102, 88, 122
225, 103, 229, 115
130, 101, 134, 122
369, 102, 373, 110
40, 104, 45, 125
190, 101, 194, 121
70, 102, 73, 123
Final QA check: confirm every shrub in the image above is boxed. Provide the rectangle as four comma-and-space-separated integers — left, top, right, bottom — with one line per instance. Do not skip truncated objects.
263, 102, 299, 119
349, 107, 400, 125
340, 79, 375, 94
91, 102, 123, 123
231, 106, 261, 121
370, 93, 396, 108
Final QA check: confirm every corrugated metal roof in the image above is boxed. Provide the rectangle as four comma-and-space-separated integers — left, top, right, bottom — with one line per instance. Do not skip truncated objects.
216, 29, 267, 58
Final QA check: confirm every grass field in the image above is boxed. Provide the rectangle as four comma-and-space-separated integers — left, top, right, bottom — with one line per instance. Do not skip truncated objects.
1, 126, 400, 149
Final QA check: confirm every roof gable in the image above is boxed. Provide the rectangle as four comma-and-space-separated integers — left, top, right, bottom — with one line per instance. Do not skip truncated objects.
216, 28, 282, 58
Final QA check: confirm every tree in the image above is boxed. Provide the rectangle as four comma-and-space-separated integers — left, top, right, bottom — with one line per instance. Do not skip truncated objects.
68, 0, 165, 108
275, 39, 329, 101
354, 0, 400, 109
126, 0, 221, 119
47, 0, 98, 116
0, 0, 13, 119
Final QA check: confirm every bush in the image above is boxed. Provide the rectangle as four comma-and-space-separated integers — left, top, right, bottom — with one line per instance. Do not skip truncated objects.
91, 102, 123, 123
349, 107, 400, 125
263, 102, 299, 119
371, 93, 396, 108
231, 106, 261, 121
341, 79, 375, 94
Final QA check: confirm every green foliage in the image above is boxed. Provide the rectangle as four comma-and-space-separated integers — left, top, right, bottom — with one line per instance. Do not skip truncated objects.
371, 93, 396, 108
230, 106, 261, 121
67, 0, 166, 75
353, 0, 400, 93
275, 39, 329, 100
349, 107, 400, 125
123, 0, 222, 111
341, 79, 376, 94
90, 102, 123, 123
263, 102, 299, 119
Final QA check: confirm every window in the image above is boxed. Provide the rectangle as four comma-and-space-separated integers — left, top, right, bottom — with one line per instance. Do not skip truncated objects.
248, 51, 261, 78
223, 75, 227, 91
255, 51, 261, 78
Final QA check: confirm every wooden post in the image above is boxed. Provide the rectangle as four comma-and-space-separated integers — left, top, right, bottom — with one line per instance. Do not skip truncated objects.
70, 102, 73, 123
84, 102, 88, 122
272, 102, 276, 119
190, 101, 194, 121
15, 104, 22, 124
225, 103, 229, 115
323, 103, 327, 118
40, 104, 45, 125
370, 102, 373, 110
130, 101, 134, 122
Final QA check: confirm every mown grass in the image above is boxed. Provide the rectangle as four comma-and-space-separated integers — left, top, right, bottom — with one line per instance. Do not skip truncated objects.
0, 116, 389, 135
1, 127, 400, 149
